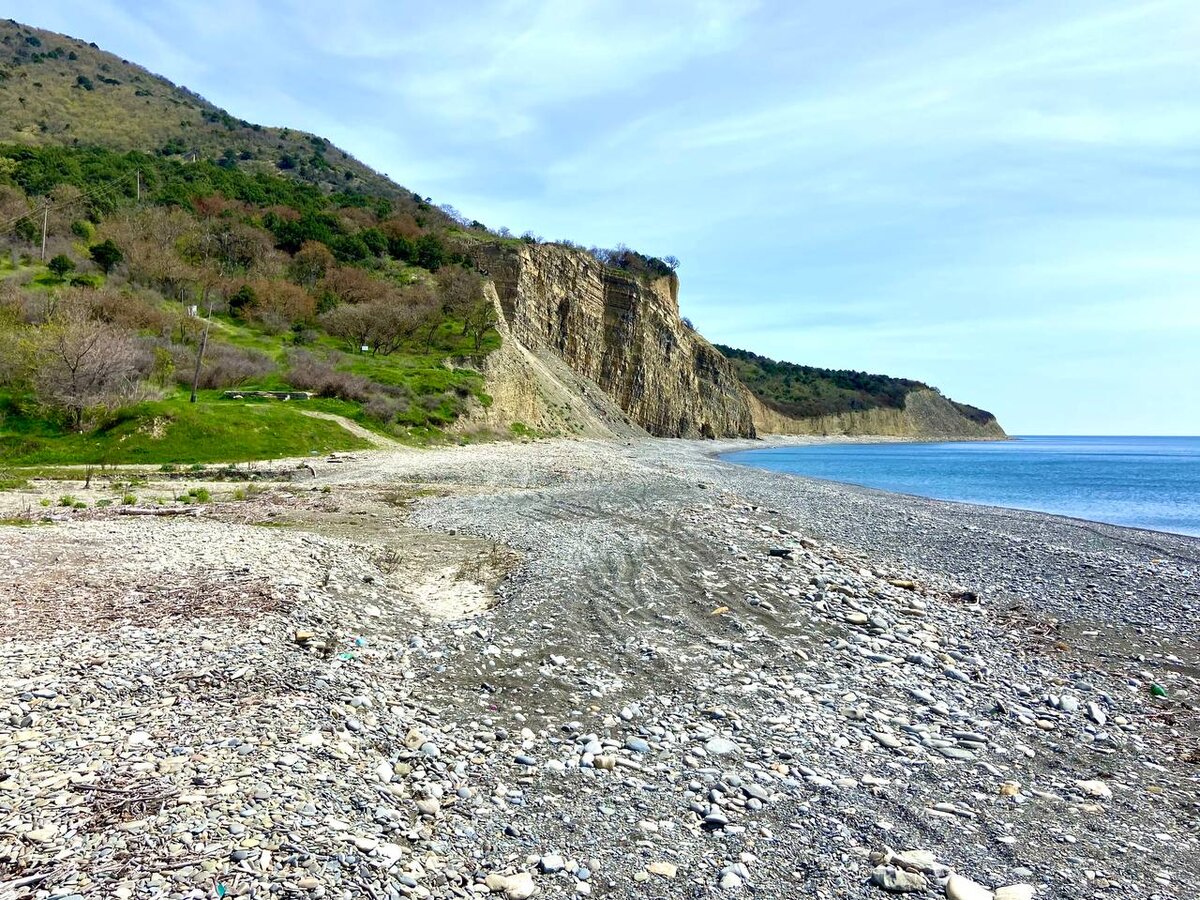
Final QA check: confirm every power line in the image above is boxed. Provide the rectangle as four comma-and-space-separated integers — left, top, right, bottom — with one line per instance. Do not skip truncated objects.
0, 169, 140, 239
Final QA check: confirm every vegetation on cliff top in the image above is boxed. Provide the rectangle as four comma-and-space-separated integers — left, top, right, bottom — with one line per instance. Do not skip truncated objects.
715, 344, 997, 425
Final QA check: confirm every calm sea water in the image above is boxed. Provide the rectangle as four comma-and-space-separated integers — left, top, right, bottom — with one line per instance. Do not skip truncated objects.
722, 436, 1200, 538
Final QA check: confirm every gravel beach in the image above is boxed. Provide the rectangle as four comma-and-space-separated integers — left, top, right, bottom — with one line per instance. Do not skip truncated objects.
1, 437, 1196, 900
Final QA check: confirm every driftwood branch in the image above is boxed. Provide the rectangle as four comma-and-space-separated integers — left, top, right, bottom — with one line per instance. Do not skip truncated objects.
117, 506, 204, 517
1, 870, 56, 890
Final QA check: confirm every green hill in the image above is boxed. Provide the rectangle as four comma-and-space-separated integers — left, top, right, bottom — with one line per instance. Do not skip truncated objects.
714, 344, 998, 426
0, 17, 1001, 463
0, 19, 447, 218
0, 18, 511, 465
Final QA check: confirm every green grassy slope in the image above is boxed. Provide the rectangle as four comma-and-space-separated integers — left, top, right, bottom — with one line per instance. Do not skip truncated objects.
0, 390, 370, 465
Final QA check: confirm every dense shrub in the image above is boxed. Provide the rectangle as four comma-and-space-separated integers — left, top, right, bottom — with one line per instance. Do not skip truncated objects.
227, 284, 256, 316
363, 393, 409, 423
243, 278, 315, 329
82, 287, 172, 334
285, 350, 413, 422
318, 265, 384, 307
588, 245, 678, 280
48, 255, 76, 278
285, 350, 373, 402
288, 240, 334, 288
173, 342, 275, 389
88, 238, 123, 274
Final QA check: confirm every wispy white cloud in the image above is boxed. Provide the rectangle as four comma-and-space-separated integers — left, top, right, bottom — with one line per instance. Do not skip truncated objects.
291, 1, 758, 136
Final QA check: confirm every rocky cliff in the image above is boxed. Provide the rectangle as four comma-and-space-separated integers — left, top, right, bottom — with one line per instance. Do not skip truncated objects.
464, 242, 1004, 441
470, 243, 756, 438
749, 390, 1008, 439
452, 284, 646, 439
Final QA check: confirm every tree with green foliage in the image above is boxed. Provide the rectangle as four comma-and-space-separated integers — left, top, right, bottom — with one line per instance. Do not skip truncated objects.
360, 227, 388, 257
227, 284, 256, 317
387, 234, 415, 263
288, 240, 334, 289
88, 239, 123, 274
414, 233, 446, 271
14, 215, 39, 244
48, 254, 75, 279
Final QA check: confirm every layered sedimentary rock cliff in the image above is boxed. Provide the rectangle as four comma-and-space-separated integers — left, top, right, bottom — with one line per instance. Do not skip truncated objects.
471, 243, 756, 438
749, 390, 1007, 439
465, 242, 1004, 441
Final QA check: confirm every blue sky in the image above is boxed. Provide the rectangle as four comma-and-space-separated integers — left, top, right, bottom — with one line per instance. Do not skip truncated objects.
15, 1, 1200, 434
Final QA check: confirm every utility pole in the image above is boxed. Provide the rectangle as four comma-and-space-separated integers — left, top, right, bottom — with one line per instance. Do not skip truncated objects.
40, 204, 48, 261
190, 289, 216, 403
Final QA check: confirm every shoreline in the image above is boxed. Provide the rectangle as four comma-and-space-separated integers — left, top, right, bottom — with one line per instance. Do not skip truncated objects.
0, 436, 1195, 898
715, 441, 1200, 545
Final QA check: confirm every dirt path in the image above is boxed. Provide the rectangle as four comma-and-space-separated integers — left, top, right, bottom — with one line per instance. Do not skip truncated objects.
300, 409, 400, 448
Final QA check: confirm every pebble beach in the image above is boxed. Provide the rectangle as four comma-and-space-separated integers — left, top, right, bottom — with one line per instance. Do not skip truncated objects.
0, 437, 1196, 899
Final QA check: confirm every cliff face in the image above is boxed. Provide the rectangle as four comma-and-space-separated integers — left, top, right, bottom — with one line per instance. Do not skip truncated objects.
471, 243, 756, 438
749, 390, 1007, 439
451, 284, 646, 439
466, 242, 1004, 442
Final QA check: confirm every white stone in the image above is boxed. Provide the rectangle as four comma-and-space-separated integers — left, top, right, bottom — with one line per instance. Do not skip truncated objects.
946, 874, 994, 900
502, 872, 537, 900
1075, 779, 1113, 800
647, 861, 677, 878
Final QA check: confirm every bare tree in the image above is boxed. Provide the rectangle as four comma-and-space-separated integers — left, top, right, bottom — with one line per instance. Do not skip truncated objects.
320, 302, 375, 353
435, 266, 483, 317
374, 287, 439, 355
189, 276, 221, 403
31, 309, 144, 431
319, 265, 386, 307
435, 267, 495, 350
187, 220, 275, 276
101, 207, 196, 298
320, 287, 439, 356
462, 297, 498, 351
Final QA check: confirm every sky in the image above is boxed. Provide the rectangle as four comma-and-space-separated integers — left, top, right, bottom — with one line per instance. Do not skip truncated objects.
13, 0, 1200, 434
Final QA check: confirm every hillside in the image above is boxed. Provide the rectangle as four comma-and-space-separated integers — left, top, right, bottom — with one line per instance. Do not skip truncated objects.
0, 19, 450, 221
0, 131, 508, 463
0, 17, 1003, 461
715, 344, 1003, 435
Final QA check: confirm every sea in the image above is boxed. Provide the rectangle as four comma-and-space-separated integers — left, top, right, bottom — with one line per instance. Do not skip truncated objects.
721, 435, 1200, 538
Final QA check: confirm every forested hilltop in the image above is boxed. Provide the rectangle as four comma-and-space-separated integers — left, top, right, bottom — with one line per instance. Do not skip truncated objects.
715, 344, 998, 426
